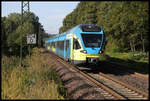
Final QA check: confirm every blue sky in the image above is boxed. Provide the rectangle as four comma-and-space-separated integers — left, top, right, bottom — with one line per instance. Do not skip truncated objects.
2, 1, 79, 34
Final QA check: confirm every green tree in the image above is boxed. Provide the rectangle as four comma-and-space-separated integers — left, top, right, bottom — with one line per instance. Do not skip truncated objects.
58, 1, 149, 52
2, 12, 47, 56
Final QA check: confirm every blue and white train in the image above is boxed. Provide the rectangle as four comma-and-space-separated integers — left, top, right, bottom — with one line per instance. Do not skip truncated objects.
45, 24, 105, 64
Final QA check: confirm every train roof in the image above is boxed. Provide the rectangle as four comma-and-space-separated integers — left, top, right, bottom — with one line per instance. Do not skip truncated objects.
45, 24, 102, 43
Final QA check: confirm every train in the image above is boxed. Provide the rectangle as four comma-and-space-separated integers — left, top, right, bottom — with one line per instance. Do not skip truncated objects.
45, 24, 105, 64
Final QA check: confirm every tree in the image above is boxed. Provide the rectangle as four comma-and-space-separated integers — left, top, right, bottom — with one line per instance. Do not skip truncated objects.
1, 12, 46, 56
58, 1, 149, 52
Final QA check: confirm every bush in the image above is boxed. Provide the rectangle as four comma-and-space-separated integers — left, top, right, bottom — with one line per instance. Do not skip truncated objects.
2, 56, 20, 73
129, 51, 148, 61
31, 47, 41, 56
112, 48, 124, 53
99, 54, 107, 61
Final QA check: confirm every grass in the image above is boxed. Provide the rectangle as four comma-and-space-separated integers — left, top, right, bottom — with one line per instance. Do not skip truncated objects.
2, 48, 68, 99
106, 51, 148, 63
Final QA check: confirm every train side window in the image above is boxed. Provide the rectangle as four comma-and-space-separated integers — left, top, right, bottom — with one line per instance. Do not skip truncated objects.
52, 42, 53, 47
47, 42, 51, 47
55, 42, 57, 48
59, 41, 64, 50
73, 38, 81, 50
46, 43, 47, 48
66, 40, 69, 50
50, 42, 51, 48
53, 42, 55, 48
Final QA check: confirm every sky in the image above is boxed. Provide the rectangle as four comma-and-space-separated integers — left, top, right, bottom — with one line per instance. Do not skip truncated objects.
2, 1, 79, 34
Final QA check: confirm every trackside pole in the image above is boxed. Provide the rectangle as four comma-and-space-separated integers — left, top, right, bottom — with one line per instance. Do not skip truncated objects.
20, 1, 30, 67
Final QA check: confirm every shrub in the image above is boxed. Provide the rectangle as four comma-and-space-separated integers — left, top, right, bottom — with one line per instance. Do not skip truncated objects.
2, 56, 20, 73
112, 48, 124, 53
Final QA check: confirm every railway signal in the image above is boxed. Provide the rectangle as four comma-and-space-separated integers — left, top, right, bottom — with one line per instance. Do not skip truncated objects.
27, 34, 36, 57
27, 34, 36, 44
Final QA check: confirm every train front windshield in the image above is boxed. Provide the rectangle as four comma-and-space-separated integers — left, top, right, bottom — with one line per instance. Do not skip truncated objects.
81, 34, 102, 48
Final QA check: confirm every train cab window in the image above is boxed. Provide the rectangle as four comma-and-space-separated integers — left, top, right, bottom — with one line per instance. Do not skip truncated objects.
73, 38, 81, 50
81, 34, 102, 48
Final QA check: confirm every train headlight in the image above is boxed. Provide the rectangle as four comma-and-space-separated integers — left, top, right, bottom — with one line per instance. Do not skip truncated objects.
99, 50, 103, 54
80, 50, 87, 54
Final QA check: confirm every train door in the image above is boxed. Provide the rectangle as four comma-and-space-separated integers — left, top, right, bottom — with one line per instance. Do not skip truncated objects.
65, 40, 70, 60
72, 38, 81, 62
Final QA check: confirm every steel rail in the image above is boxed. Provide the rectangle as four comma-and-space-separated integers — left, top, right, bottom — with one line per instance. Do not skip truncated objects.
98, 72, 148, 99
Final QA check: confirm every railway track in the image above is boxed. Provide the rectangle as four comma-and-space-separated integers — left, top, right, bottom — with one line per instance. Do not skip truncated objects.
46, 51, 148, 100
58, 59, 148, 100
87, 72, 148, 100
58, 59, 125, 100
